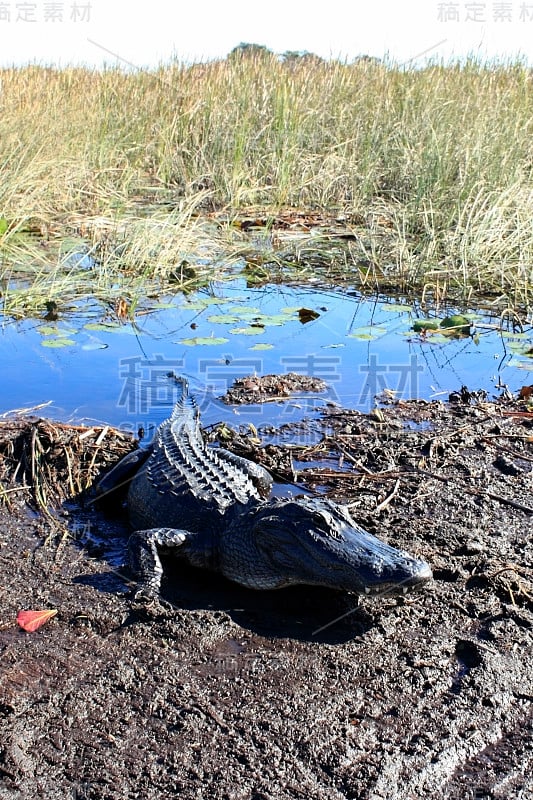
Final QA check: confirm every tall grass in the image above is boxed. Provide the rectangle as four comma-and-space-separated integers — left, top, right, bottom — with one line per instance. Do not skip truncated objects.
1, 56, 532, 309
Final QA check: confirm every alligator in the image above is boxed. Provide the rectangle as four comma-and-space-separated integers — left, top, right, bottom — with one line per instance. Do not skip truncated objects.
98, 378, 432, 600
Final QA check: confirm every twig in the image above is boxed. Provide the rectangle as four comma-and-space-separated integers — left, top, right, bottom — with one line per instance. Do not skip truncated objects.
0, 484, 31, 494
335, 441, 374, 473
0, 401, 52, 418
373, 479, 401, 514
481, 437, 533, 464
95, 426, 109, 446
63, 445, 76, 496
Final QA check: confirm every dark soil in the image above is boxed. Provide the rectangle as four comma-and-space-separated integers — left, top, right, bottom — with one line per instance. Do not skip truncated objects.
1, 389, 533, 800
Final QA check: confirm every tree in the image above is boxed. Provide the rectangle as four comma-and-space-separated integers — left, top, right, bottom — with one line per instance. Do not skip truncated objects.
229, 43, 273, 61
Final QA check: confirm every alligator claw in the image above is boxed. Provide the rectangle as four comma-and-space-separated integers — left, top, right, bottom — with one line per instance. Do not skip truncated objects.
130, 587, 175, 617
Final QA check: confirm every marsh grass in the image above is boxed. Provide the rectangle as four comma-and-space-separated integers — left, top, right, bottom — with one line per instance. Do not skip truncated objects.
1, 56, 532, 315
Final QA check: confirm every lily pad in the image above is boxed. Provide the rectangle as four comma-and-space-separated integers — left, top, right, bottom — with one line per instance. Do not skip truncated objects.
38, 325, 61, 336
227, 305, 262, 316
39, 324, 77, 336
252, 313, 294, 326
180, 297, 234, 311
280, 306, 304, 314
229, 326, 265, 335
508, 342, 533, 357
422, 333, 451, 344
500, 331, 529, 340
41, 337, 76, 348
178, 336, 229, 346
440, 315, 471, 335
206, 314, 242, 324
277, 306, 317, 323
84, 322, 123, 332
412, 319, 441, 332
382, 303, 413, 313
249, 343, 274, 351
348, 326, 388, 341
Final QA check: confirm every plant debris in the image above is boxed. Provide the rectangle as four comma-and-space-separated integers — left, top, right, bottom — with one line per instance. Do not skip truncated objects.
220, 372, 327, 404
17, 609, 58, 632
0, 416, 134, 514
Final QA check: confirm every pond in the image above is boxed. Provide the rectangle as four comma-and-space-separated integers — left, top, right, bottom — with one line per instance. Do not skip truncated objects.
1, 278, 531, 434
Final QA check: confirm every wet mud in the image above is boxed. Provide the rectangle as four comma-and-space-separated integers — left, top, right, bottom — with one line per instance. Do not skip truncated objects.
1, 389, 532, 799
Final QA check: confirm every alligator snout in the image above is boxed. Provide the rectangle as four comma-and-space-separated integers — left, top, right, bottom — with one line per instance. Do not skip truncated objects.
359, 554, 433, 597
252, 498, 432, 596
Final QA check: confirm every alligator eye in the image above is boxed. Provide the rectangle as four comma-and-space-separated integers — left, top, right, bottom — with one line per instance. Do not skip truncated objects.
310, 512, 331, 531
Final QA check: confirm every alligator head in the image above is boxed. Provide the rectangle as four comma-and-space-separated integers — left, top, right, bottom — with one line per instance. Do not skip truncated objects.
248, 497, 432, 596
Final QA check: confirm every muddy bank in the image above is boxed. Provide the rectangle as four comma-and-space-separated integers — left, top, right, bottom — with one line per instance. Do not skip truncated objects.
0, 391, 532, 799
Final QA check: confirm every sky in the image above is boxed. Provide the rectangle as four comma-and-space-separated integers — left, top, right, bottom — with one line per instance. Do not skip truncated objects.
0, 0, 532, 68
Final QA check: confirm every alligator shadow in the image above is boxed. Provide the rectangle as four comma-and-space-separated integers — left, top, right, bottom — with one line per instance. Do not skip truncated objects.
160, 559, 376, 644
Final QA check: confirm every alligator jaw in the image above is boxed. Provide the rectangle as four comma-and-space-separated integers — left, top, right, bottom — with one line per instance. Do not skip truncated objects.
360, 559, 433, 598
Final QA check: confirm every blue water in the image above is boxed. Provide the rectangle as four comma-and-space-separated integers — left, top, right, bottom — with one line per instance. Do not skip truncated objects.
1, 279, 531, 433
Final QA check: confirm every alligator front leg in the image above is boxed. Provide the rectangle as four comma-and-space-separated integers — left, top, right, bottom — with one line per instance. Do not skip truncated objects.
128, 528, 188, 600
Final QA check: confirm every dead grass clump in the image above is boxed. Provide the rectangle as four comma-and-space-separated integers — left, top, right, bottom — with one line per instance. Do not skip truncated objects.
0, 417, 135, 513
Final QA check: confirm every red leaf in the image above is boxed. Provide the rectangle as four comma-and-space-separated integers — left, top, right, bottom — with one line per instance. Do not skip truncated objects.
17, 609, 58, 632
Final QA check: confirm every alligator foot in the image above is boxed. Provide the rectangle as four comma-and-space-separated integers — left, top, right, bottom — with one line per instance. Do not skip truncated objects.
130, 591, 176, 618
128, 527, 188, 599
